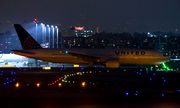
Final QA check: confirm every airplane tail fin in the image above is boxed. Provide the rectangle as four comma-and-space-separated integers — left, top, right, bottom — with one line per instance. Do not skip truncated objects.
14, 24, 42, 50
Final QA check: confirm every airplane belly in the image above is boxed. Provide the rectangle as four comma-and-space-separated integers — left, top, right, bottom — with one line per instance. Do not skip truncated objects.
119, 58, 167, 65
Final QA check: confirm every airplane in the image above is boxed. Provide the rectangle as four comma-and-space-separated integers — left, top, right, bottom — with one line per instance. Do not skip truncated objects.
12, 24, 170, 68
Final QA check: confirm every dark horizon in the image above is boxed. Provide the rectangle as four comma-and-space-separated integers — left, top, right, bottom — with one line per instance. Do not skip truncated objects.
1, 0, 180, 34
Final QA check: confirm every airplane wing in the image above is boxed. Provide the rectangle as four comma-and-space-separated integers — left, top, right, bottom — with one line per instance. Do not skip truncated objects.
66, 52, 108, 62
12, 50, 35, 55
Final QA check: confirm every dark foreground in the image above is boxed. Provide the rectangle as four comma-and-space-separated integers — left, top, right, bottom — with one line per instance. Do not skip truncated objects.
0, 67, 180, 108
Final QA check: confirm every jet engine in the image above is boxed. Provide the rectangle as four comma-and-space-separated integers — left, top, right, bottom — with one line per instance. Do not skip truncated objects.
105, 60, 119, 68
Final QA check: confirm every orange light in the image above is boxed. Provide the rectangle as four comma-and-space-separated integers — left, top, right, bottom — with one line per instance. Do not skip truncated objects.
82, 82, 85, 87
15, 83, 19, 87
37, 83, 40, 87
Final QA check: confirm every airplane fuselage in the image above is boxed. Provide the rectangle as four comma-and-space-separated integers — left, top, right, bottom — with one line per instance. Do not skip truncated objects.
13, 48, 170, 65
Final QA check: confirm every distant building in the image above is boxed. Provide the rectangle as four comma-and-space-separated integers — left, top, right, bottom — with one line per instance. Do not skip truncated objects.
62, 26, 93, 37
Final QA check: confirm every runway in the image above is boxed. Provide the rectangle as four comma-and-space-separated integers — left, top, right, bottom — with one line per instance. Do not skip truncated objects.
0, 67, 180, 108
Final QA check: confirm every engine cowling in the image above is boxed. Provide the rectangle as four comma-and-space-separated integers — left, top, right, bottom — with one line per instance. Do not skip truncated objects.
106, 60, 119, 68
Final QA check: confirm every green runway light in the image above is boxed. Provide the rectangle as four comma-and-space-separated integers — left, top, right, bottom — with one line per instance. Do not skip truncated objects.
65, 51, 68, 54
162, 63, 170, 71
86, 71, 88, 73
150, 67, 153, 71
124, 69, 126, 71
68, 81, 70, 83
107, 70, 109, 72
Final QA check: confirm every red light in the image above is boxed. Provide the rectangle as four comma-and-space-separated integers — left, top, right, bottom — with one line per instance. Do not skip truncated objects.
64, 75, 66, 76
52, 83, 54, 84
57, 80, 59, 81
59, 78, 61, 80
34, 19, 38, 23
54, 81, 57, 83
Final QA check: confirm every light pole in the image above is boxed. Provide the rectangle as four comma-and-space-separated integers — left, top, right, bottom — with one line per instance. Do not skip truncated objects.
34, 19, 39, 41
36, 23, 38, 40
55, 26, 58, 48
51, 25, 54, 48
47, 25, 50, 48
41, 23, 44, 44
44, 26, 46, 43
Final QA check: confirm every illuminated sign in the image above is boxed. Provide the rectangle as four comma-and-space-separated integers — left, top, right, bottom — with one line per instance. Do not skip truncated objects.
75, 26, 84, 30
115, 51, 145, 55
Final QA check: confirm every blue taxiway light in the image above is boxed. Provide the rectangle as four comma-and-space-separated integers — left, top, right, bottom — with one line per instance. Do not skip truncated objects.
139, 73, 141, 75
150, 78, 152, 81
146, 71, 148, 73
10, 80, 12, 82
6, 78, 9, 80
13, 79, 15, 81
7, 82, 9, 84
166, 71, 168, 73
162, 94, 164, 97
136, 91, 138, 93
1, 73, 3, 75
126, 93, 129, 96
178, 90, 180, 92
162, 77, 164, 79
153, 73, 156, 75
164, 80, 166, 82
4, 83, 6, 85
14, 72, 16, 74
136, 72, 139, 74
135, 93, 138, 96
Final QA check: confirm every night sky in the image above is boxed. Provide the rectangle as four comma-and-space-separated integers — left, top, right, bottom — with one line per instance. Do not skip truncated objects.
0, 0, 180, 34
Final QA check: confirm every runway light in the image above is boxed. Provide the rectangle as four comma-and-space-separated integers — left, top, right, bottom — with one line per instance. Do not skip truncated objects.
107, 70, 109, 72
37, 83, 40, 87
58, 83, 61, 86
68, 81, 70, 83
162, 94, 164, 97
42, 67, 51, 70
27, 84, 29, 86
82, 82, 85, 87
72, 81, 75, 83
15, 83, 19, 87
126, 93, 129, 96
